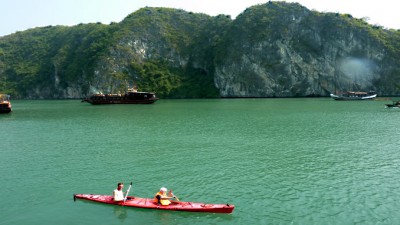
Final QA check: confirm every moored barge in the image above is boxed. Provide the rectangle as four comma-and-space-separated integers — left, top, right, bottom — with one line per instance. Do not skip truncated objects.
0, 94, 12, 113
330, 91, 377, 100
82, 87, 158, 105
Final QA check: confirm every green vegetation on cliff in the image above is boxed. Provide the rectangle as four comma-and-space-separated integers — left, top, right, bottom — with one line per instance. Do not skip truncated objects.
0, 2, 399, 98
0, 23, 116, 97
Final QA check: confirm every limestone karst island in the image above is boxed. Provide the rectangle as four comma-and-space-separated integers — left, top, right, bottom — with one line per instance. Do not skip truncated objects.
1, 1, 399, 99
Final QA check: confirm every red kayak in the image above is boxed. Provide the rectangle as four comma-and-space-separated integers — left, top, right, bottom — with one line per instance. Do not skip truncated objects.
74, 194, 234, 214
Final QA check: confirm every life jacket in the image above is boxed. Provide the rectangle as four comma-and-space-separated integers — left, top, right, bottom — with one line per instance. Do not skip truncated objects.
154, 191, 171, 206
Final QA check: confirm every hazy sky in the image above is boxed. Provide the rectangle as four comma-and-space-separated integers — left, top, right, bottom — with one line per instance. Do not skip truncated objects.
1, 0, 398, 37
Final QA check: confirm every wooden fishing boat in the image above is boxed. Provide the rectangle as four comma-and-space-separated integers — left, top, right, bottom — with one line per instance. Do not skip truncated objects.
0, 94, 12, 113
330, 91, 377, 100
82, 87, 158, 105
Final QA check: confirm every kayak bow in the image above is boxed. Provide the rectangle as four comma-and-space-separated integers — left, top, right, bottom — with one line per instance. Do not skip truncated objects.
74, 194, 234, 213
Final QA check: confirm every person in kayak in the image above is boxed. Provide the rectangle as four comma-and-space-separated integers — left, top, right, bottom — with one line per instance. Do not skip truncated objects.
154, 187, 179, 205
113, 182, 129, 202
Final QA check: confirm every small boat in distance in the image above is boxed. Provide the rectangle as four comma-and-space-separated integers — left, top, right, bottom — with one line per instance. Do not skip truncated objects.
330, 91, 377, 101
82, 87, 158, 105
385, 100, 400, 109
0, 94, 12, 113
74, 194, 234, 213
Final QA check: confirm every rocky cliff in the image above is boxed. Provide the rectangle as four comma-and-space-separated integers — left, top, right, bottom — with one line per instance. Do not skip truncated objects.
214, 2, 397, 97
0, 1, 399, 99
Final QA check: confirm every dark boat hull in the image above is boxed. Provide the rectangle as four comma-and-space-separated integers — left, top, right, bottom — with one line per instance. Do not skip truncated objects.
385, 101, 400, 109
0, 103, 12, 113
385, 105, 400, 109
0, 109, 12, 113
84, 98, 158, 105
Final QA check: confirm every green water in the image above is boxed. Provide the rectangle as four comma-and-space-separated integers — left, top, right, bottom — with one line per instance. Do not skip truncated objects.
1, 98, 400, 225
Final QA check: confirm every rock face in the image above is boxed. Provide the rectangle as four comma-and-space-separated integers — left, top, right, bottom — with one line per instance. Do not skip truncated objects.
214, 2, 389, 97
1, 2, 400, 99
60, 8, 225, 98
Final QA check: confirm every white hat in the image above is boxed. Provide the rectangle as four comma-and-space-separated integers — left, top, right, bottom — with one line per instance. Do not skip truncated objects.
160, 187, 167, 192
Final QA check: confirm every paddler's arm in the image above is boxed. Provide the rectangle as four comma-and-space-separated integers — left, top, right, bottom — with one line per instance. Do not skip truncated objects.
160, 196, 175, 200
168, 190, 179, 201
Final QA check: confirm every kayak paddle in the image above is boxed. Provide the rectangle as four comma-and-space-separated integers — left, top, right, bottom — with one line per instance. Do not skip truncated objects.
170, 190, 180, 201
123, 182, 132, 203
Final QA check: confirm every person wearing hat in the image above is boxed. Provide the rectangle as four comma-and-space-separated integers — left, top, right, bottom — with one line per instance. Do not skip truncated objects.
154, 187, 179, 205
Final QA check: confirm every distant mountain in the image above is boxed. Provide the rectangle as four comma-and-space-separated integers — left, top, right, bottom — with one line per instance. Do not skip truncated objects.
1, 1, 400, 99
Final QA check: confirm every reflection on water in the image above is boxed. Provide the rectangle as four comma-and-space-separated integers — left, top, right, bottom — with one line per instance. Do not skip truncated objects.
113, 206, 128, 223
